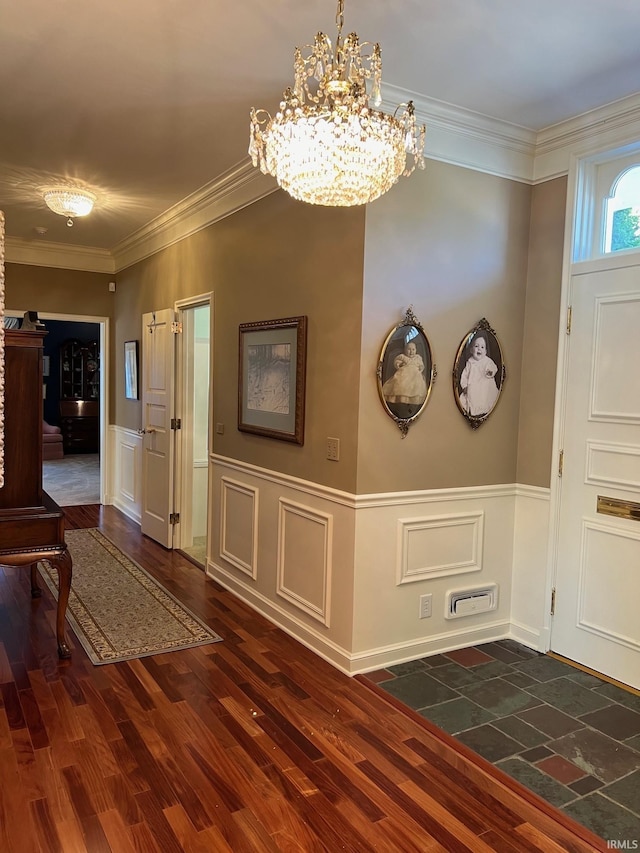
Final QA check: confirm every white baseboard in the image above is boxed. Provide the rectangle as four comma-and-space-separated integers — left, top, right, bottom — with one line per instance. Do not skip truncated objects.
206, 559, 354, 674
509, 620, 543, 652
111, 497, 141, 525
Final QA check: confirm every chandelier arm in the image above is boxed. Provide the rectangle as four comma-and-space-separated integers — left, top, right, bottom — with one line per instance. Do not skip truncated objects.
249, 108, 272, 127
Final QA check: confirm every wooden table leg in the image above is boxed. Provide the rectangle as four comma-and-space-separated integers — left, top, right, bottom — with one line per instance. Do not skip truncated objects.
30, 563, 42, 598
47, 549, 73, 659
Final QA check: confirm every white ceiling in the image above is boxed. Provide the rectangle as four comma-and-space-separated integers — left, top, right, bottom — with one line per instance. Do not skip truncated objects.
2, 0, 640, 253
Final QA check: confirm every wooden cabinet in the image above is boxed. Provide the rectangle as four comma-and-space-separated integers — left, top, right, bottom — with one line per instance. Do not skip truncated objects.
0, 330, 72, 658
60, 400, 100, 453
59, 339, 99, 452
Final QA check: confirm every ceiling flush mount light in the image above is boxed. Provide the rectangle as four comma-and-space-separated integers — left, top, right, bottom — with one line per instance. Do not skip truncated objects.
249, 0, 426, 207
42, 186, 96, 227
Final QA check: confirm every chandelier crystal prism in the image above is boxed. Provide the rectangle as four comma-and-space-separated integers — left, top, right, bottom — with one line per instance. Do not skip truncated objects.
249, 0, 426, 207
42, 187, 96, 226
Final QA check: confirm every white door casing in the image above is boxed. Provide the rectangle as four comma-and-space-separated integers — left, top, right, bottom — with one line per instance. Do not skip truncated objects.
141, 308, 176, 547
551, 261, 640, 689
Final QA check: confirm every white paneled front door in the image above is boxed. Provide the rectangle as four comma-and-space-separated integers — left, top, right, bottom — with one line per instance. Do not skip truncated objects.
552, 260, 640, 689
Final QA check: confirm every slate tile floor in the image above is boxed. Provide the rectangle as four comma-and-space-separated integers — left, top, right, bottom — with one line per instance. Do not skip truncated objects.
366, 640, 640, 845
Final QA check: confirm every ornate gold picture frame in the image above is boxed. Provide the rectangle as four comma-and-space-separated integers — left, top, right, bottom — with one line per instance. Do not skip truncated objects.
452, 318, 506, 429
377, 307, 436, 437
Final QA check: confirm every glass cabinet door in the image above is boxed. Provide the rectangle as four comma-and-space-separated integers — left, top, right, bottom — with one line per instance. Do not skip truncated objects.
60, 339, 99, 401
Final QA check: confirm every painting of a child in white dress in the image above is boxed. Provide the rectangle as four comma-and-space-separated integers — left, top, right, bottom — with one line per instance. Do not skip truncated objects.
380, 328, 431, 419
455, 325, 504, 423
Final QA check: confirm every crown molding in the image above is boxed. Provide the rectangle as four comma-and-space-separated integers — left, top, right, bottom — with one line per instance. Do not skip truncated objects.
8, 89, 640, 273
5, 237, 115, 273
533, 90, 640, 182
384, 84, 538, 184
111, 161, 277, 272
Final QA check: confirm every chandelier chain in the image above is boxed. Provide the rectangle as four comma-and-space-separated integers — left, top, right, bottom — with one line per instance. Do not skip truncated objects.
336, 0, 344, 44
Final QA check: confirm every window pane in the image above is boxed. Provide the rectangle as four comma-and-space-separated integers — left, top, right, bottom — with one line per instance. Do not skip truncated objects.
611, 207, 640, 252
604, 165, 640, 253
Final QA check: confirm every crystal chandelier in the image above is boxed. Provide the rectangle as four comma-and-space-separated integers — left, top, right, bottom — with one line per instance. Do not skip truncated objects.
249, 0, 426, 207
42, 186, 96, 227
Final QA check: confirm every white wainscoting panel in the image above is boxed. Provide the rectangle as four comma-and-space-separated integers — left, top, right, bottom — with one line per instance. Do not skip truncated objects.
220, 477, 258, 579
351, 486, 516, 671
109, 425, 143, 523
277, 499, 332, 626
209, 455, 357, 672
397, 511, 483, 585
209, 457, 550, 674
511, 485, 551, 651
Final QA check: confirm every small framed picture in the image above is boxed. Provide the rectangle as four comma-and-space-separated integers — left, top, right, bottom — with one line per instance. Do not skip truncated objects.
238, 316, 307, 444
377, 307, 436, 437
452, 318, 505, 428
124, 340, 139, 400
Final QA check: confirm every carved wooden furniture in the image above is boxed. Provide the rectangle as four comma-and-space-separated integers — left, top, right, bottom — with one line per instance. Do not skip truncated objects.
0, 330, 72, 658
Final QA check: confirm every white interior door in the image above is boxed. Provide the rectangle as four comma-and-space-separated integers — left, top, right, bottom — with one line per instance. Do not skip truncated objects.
141, 309, 176, 547
552, 261, 640, 689
175, 304, 210, 552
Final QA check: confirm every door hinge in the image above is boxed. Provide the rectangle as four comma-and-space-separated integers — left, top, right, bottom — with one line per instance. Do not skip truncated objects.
169, 512, 180, 525
550, 587, 556, 616
171, 321, 183, 334
558, 449, 564, 478
170, 418, 181, 430
566, 305, 572, 335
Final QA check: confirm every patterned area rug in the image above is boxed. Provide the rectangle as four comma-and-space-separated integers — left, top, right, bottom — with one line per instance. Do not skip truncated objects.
38, 528, 222, 664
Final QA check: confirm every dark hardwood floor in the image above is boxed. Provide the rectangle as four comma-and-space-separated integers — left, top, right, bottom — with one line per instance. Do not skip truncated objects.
0, 505, 608, 851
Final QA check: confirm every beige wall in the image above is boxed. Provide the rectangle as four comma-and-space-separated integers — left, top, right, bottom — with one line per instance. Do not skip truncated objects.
113, 190, 366, 492
357, 160, 533, 492
5, 168, 566, 497
516, 177, 567, 487
5, 263, 114, 415
5, 264, 113, 317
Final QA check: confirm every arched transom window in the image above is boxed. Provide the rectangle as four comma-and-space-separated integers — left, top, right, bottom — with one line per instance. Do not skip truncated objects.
604, 164, 640, 254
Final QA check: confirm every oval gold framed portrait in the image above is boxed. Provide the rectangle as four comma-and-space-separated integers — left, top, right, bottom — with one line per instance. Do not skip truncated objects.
377, 307, 436, 437
452, 318, 505, 429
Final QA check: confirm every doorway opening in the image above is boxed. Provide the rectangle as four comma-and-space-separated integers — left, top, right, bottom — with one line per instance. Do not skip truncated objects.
139, 295, 212, 563
175, 299, 211, 569
5, 309, 108, 507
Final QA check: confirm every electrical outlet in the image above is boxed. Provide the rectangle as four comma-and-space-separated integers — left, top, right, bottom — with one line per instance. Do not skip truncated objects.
419, 593, 432, 619
326, 437, 340, 461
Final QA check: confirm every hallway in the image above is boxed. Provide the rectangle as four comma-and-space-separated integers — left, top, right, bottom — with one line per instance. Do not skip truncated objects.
0, 504, 607, 851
